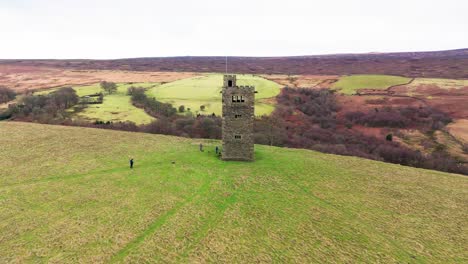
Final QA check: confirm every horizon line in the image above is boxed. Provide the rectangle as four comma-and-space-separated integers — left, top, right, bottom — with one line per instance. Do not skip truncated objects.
1, 48, 466, 61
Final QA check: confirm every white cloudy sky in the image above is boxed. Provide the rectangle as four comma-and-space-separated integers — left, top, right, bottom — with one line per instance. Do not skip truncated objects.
0, 0, 467, 59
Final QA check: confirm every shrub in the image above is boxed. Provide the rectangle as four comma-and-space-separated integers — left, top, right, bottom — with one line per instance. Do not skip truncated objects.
178, 105, 185, 113
128, 86, 146, 102
0, 86, 16, 104
345, 106, 451, 129
462, 144, 468, 154
386, 133, 393, 141
254, 116, 287, 146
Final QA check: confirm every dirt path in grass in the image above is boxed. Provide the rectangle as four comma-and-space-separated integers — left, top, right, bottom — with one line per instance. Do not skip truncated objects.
110, 172, 220, 262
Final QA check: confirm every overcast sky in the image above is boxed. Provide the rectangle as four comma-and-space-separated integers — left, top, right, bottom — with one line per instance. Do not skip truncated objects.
0, 0, 467, 59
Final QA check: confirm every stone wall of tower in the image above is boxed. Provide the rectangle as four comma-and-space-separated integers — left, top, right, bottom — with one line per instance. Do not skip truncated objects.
221, 75, 255, 161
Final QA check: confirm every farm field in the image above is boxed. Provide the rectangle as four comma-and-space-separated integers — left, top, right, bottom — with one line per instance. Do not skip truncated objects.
0, 122, 466, 263
393, 78, 468, 97
36, 82, 158, 124
260, 74, 339, 88
147, 74, 281, 116
407, 78, 468, 90
76, 83, 158, 124
332, 74, 411, 95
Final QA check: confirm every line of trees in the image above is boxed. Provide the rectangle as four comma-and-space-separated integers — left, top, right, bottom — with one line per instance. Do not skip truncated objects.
128, 86, 221, 138
4, 87, 79, 122
128, 86, 177, 117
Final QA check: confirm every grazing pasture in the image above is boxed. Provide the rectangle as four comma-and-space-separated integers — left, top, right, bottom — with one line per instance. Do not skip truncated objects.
0, 122, 466, 263
147, 74, 281, 116
260, 74, 339, 88
408, 78, 468, 90
35, 83, 157, 124
332, 74, 411, 95
75, 83, 157, 124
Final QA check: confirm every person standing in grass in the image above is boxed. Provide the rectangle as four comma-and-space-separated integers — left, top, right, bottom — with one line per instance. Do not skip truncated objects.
130, 158, 134, 169
199, 143, 204, 152
215, 146, 219, 155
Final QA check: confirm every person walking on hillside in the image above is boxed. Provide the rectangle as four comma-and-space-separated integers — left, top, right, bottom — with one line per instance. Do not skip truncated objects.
199, 143, 204, 152
215, 146, 219, 155
130, 158, 134, 169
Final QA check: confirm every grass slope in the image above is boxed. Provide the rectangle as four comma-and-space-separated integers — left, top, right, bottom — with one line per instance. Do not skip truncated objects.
333, 74, 411, 95
0, 122, 467, 263
148, 74, 281, 116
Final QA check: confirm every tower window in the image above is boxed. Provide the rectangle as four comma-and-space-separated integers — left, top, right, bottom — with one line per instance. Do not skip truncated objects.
235, 114, 242, 118
228, 80, 233, 87
234, 135, 242, 139
231, 95, 245, 103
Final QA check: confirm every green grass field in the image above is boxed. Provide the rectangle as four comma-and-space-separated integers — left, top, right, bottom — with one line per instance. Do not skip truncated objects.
75, 83, 157, 124
148, 74, 281, 116
36, 83, 158, 124
1, 122, 466, 263
333, 75, 411, 95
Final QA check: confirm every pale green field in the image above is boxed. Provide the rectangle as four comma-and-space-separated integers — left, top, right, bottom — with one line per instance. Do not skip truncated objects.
332, 75, 411, 95
35, 83, 158, 124
148, 74, 281, 116
75, 83, 157, 124
0, 122, 467, 263
408, 78, 468, 89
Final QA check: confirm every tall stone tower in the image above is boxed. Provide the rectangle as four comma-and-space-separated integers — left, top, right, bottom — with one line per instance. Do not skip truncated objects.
221, 75, 255, 161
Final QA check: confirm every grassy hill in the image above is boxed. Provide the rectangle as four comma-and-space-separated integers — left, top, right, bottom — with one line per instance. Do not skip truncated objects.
0, 122, 466, 263
147, 74, 281, 116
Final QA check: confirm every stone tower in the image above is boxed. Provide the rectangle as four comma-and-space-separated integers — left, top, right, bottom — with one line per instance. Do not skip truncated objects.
221, 75, 255, 161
